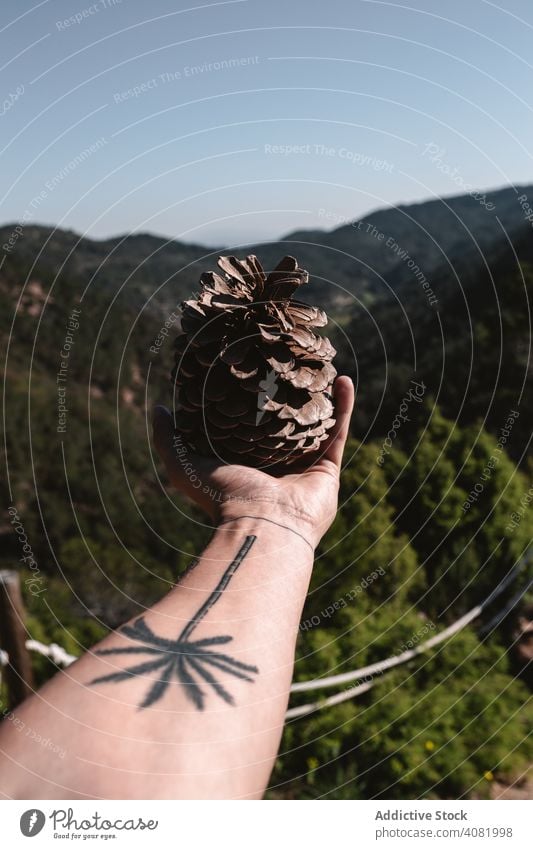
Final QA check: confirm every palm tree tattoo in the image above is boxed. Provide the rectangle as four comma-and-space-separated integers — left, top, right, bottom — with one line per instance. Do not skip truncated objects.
89, 536, 258, 710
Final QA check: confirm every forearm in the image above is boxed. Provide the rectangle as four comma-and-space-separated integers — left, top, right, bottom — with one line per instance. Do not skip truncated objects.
0, 517, 313, 799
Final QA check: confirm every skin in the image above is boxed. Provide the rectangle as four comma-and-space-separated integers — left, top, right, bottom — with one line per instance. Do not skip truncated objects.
0, 376, 354, 800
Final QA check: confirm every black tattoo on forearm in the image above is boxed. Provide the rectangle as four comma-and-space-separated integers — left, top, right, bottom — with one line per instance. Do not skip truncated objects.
89, 535, 258, 710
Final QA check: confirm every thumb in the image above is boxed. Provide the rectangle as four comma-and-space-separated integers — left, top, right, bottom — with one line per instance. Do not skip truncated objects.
322, 376, 355, 470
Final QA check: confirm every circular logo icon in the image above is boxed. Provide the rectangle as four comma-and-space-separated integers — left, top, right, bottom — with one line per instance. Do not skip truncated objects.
20, 809, 46, 837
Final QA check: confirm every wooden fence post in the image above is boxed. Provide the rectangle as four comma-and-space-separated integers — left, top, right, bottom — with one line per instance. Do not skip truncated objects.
0, 570, 34, 710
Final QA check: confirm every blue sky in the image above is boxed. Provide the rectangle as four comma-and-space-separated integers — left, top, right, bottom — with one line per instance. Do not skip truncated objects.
1, 0, 533, 245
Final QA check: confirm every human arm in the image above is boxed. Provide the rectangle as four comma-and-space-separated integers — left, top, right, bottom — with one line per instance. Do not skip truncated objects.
0, 377, 354, 800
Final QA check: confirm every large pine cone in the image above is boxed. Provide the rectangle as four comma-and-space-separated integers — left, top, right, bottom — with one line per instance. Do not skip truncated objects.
171, 254, 337, 467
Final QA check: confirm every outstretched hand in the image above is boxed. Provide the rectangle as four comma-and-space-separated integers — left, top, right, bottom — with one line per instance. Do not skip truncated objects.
153, 375, 354, 549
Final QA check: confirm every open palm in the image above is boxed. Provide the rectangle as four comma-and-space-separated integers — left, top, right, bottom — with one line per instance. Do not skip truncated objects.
153, 376, 354, 548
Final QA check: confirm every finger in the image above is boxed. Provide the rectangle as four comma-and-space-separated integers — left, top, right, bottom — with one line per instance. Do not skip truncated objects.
322, 376, 355, 470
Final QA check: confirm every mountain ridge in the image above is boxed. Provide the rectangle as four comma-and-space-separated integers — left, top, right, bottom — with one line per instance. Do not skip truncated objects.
4, 182, 532, 316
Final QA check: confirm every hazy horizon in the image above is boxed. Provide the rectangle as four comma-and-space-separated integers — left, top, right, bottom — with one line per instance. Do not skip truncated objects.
3, 178, 533, 249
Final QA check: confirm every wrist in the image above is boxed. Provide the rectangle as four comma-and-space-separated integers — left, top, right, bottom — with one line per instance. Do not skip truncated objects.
216, 506, 319, 554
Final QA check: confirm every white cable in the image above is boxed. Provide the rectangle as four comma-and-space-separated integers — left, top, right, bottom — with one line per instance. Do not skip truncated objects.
25, 639, 77, 666
478, 578, 533, 636
291, 605, 484, 695
0, 640, 77, 667
291, 558, 529, 694
286, 680, 375, 719
286, 583, 533, 720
